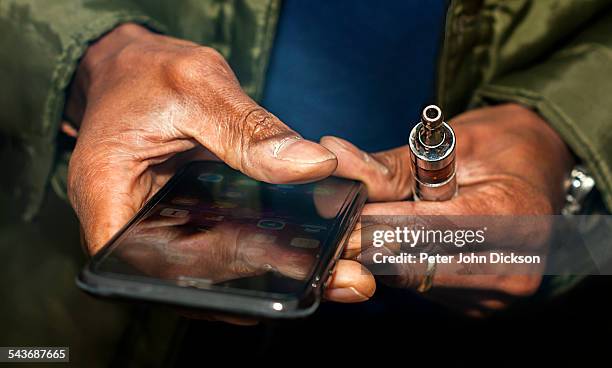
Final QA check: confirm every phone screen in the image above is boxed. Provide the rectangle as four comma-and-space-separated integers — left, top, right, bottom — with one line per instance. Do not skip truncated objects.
94, 161, 360, 298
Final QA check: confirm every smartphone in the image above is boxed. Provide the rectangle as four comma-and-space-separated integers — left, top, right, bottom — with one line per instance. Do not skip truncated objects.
77, 161, 366, 318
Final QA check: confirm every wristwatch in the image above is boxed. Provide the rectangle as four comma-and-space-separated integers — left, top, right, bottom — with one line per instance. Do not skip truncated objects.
562, 165, 595, 215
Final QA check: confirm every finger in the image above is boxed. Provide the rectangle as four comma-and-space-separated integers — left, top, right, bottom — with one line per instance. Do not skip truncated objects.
345, 223, 401, 259
324, 259, 375, 303
180, 81, 337, 183
361, 197, 471, 217
320, 136, 413, 201
234, 109, 337, 183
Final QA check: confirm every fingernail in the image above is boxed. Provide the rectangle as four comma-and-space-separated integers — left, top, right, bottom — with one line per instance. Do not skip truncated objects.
325, 287, 369, 303
275, 137, 336, 164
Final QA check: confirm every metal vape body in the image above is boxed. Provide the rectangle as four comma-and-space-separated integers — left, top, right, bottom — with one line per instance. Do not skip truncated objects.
408, 105, 457, 201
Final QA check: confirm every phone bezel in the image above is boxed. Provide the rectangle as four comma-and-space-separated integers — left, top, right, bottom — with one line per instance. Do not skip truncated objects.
77, 161, 366, 318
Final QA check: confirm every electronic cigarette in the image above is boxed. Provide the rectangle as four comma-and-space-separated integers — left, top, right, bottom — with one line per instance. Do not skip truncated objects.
408, 104, 457, 201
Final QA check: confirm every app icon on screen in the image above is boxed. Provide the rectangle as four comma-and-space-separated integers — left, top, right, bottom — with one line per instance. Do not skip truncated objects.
202, 215, 224, 222
257, 219, 286, 230
171, 197, 198, 205
211, 202, 237, 209
160, 208, 190, 218
302, 224, 327, 233
198, 173, 224, 183
226, 191, 244, 199
290, 237, 320, 249
236, 178, 258, 187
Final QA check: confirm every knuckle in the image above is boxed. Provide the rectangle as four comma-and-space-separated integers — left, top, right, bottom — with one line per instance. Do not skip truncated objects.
240, 108, 288, 143
165, 52, 203, 84
232, 108, 284, 170
197, 46, 227, 64
112, 42, 143, 69
165, 46, 233, 87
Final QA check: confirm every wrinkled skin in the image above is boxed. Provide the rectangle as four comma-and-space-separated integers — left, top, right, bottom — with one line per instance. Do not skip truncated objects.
66, 24, 374, 311
320, 104, 574, 316
66, 24, 339, 253
66, 23, 573, 319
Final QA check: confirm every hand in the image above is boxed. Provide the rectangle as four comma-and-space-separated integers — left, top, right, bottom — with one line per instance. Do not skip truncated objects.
320, 104, 575, 315
65, 24, 337, 255
107, 195, 375, 323
121, 178, 375, 303
115, 212, 316, 283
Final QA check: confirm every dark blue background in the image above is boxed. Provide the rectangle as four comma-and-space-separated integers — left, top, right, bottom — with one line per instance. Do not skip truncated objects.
262, 0, 447, 152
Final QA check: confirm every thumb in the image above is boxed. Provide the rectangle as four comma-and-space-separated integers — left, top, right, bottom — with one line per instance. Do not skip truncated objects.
324, 259, 376, 303
183, 93, 337, 184
320, 136, 413, 201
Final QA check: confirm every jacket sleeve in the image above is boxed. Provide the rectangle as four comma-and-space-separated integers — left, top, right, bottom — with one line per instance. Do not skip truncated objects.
0, 0, 164, 221
474, 8, 612, 211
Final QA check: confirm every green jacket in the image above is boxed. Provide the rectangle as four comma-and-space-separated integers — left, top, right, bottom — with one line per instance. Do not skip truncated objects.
1, 1, 610, 365
1, 0, 611, 217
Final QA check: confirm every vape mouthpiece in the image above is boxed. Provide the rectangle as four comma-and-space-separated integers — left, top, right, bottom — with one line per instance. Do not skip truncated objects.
408, 104, 457, 201
420, 104, 445, 146
422, 105, 443, 130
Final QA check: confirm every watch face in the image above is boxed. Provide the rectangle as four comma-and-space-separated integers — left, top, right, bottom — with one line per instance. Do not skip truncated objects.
563, 166, 595, 215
